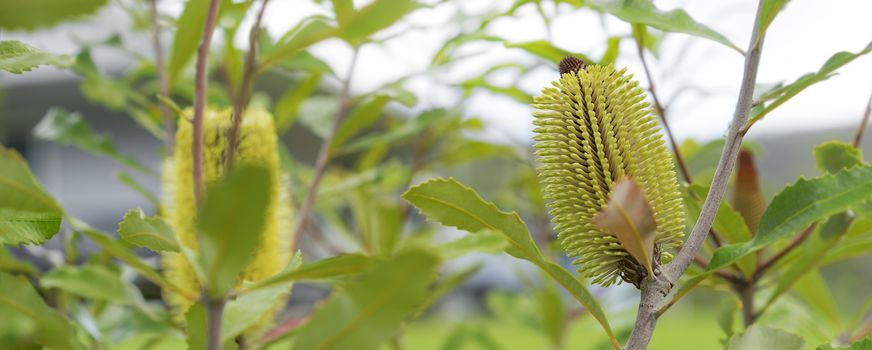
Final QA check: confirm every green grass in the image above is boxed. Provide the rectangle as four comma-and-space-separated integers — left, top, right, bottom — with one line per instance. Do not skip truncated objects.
401, 302, 723, 350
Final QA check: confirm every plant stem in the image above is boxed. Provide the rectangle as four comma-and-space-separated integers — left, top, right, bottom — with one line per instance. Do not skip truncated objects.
192, 0, 221, 206
289, 47, 360, 251
752, 224, 815, 280
149, 0, 174, 152
225, 0, 271, 172
739, 282, 756, 327
624, 2, 766, 348
206, 297, 226, 350
634, 36, 693, 184
852, 88, 872, 148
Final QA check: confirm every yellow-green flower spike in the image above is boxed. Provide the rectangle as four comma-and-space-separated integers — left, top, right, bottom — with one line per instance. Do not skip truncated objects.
532, 58, 685, 287
161, 107, 293, 320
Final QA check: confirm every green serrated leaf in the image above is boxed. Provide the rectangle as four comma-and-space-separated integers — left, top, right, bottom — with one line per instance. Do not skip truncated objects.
116, 171, 159, 208
793, 269, 842, 332
431, 31, 503, 67
0, 272, 85, 349
504, 40, 594, 65
0, 146, 63, 246
763, 212, 853, 316
748, 41, 872, 128
41, 264, 134, 304
293, 249, 439, 350
534, 285, 566, 347
277, 50, 335, 75
726, 326, 804, 350
814, 141, 864, 174
34, 108, 151, 174
221, 254, 299, 342
275, 73, 323, 134
168, 0, 210, 87
117, 209, 179, 252
0, 0, 107, 30
402, 177, 618, 349
756, 0, 791, 45
334, 0, 419, 44
0, 40, 74, 74
198, 165, 272, 298
73, 219, 196, 302
587, 0, 741, 52
185, 303, 207, 350
331, 94, 391, 149
413, 264, 482, 319
260, 16, 337, 73
403, 178, 540, 261
708, 165, 872, 273
816, 337, 872, 350
298, 95, 340, 138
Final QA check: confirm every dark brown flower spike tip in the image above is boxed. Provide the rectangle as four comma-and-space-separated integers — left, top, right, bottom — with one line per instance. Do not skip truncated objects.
558, 56, 586, 75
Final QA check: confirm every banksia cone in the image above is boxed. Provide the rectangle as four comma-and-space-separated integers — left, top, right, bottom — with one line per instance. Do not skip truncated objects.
161, 107, 293, 321
532, 58, 685, 287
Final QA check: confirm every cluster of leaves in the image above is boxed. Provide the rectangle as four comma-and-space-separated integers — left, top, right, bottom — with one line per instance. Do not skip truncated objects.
1, 0, 872, 349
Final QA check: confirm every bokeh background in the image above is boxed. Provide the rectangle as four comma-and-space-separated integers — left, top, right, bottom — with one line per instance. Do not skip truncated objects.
2, 0, 872, 348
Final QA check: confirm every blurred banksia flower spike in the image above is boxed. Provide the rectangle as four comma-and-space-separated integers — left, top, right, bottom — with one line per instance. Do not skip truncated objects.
161, 107, 293, 323
532, 56, 685, 287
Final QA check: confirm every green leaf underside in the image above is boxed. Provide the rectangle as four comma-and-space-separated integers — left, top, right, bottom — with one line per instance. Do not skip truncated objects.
761, 142, 868, 314
197, 165, 272, 298
0, 0, 107, 30
117, 209, 180, 252
0, 147, 63, 246
75, 220, 194, 301
726, 326, 804, 350
750, 40, 872, 125
708, 165, 872, 273
41, 264, 134, 304
334, 0, 419, 44
222, 258, 299, 343
260, 16, 337, 72
34, 108, 150, 173
586, 0, 741, 52
403, 177, 619, 349
242, 253, 373, 294
0, 273, 84, 349
0, 40, 74, 73
293, 250, 438, 350
755, 0, 791, 45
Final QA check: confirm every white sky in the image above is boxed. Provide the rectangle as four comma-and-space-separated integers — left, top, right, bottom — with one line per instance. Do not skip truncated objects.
254, 0, 872, 142
3, 0, 872, 144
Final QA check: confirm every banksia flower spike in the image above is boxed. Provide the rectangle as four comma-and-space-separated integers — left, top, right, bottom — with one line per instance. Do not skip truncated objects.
532, 57, 685, 287
161, 107, 293, 322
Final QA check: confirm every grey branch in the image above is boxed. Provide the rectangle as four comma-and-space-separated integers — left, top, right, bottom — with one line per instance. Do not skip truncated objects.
624, 1, 766, 348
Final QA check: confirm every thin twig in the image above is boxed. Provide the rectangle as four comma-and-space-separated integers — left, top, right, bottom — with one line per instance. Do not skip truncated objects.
206, 297, 226, 350
624, 2, 766, 348
634, 32, 693, 184
149, 0, 174, 152
852, 89, 872, 148
752, 224, 815, 281
289, 47, 360, 252
192, 0, 222, 206
739, 282, 757, 327
225, 0, 271, 171
693, 255, 743, 285
851, 315, 872, 343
